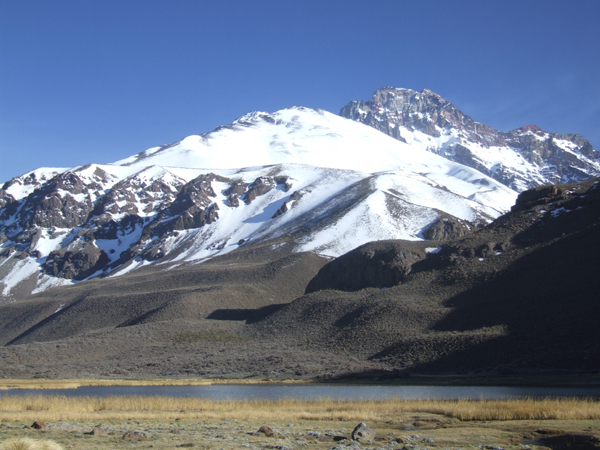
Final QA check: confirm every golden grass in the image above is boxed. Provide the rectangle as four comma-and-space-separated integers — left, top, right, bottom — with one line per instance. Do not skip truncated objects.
0, 438, 64, 450
0, 378, 308, 391
0, 395, 598, 422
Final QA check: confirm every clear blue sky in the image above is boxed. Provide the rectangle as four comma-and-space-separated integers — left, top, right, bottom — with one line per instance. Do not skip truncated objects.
1, 0, 599, 183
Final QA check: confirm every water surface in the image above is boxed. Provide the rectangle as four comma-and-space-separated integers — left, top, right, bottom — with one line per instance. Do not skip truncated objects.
3, 384, 600, 400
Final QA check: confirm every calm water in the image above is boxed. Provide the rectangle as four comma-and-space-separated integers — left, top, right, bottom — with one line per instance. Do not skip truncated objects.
2, 384, 600, 400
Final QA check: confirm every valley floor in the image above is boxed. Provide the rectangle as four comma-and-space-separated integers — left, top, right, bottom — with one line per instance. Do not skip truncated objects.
1, 411, 599, 450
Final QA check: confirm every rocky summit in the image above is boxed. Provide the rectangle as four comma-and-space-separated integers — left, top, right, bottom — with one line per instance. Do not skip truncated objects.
340, 87, 600, 192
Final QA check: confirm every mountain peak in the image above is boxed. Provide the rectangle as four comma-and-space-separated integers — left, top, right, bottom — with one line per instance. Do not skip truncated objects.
340, 87, 600, 192
233, 110, 272, 123
0, 104, 518, 301
368, 86, 450, 104
514, 124, 543, 133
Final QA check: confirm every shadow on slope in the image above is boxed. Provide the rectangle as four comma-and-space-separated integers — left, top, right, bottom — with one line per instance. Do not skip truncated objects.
251, 178, 600, 376
372, 196, 600, 374
206, 304, 287, 324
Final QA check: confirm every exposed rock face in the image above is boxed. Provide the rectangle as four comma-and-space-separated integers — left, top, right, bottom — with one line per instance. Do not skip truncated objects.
510, 183, 566, 212
43, 243, 110, 280
305, 240, 432, 293
2, 167, 112, 235
0, 168, 230, 285
0, 170, 59, 212
224, 180, 247, 207
423, 215, 474, 241
0, 164, 300, 293
0, 190, 16, 211
244, 177, 277, 204
226, 176, 292, 207
341, 87, 600, 192
168, 174, 224, 230
272, 190, 303, 218
20, 172, 95, 229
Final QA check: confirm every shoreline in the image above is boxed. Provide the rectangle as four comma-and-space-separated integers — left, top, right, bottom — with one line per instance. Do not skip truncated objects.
2, 373, 600, 390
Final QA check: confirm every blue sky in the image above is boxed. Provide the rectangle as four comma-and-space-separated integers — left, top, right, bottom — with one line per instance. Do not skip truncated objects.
1, 0, 599, 183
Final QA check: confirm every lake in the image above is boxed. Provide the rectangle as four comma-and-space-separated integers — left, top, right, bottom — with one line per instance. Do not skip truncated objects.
2, 384, 600, 400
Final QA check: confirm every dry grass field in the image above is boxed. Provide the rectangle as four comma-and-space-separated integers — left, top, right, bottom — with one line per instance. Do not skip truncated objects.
0, 378, 311, 391
1, 396, 600, 450
1, 396, 600, 422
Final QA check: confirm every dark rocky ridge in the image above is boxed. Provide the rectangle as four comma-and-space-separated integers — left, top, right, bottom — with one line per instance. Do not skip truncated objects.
304, 240, 434, 294
0, 178, 599, 380
252, 177, 600, 376
340, 87, 600, 192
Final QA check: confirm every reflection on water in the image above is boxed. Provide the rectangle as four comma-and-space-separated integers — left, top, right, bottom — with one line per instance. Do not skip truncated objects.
2, 384, 600, 400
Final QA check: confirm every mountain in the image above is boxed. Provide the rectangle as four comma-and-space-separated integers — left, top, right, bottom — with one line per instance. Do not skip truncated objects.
1, 101, 599, 381
1, 176, 598, 379
0, 106, 517, 302
340, 87, 600, 192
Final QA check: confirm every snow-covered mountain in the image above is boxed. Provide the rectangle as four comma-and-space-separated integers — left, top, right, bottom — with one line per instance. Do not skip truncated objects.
340, 87, 600, 192
0, 106, 517, 301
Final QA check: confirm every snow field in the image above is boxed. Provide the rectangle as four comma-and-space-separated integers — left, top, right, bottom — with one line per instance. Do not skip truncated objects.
0, 106, 524, 297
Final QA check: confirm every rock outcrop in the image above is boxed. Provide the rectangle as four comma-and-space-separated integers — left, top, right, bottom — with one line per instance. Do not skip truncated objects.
352, 422, 375, 442
305, 240, 432, 293
341, 87, 600, 192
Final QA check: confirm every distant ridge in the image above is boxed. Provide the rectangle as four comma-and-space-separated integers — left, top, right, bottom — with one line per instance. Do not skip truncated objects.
340, 87, 600, 192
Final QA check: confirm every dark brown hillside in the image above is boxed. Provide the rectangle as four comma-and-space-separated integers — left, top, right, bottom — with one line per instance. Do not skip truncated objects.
249, 178, 600, 376
0, 241, 328, 347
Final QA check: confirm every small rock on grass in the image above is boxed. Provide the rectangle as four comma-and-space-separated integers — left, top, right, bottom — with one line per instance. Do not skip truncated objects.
258, 426, 275, 437
352, 422, 375, 442
87, 427, 106, 436
26, 421, 47, 431
123, 432, 147, 441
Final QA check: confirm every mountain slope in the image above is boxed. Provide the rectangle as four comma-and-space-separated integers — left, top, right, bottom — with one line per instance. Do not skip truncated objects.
340, 87, 600, 192
0, 107, 517, 301
0, 177, 597, 380
250, 177, 600, 376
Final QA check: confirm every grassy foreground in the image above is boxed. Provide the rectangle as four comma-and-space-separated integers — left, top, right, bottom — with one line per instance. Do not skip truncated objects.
1, 395, 599, 422
1, 397, 599, 450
